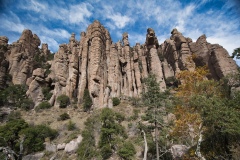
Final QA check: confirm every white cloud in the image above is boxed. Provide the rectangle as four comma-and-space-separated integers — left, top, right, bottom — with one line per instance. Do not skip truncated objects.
0, 19, 26, 33
128, 33, 145, 45
105, 22, 116, 30
2, 0, 239, 58
100, 5, 132, 29
36, 26, 70, 39
19, 0, 92, 25
69, 3, 93, 24
175, 4, 196, 32
207, 34, 240, 55
19, 0, 47, 12
40, 36, 59, 52
106, 13, 131, 29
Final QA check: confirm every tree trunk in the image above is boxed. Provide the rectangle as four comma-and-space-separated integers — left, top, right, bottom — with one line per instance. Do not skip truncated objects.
155, 108, 160, 160
18, 136, 25, 160
195, 123, 206, 160
142, 130, 148, 160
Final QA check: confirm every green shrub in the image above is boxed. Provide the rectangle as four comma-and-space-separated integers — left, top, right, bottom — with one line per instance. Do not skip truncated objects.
7, 111, 22, 121
0, 119, 57, 155
35, 101, 52, 111
33, 54, 46, 69
43, 63, 51, 76
118, 141, 136, 160
83, 89, 92, 112
77, 113, 101, 160
0, 44, 8, 52
67, 120, 76, 131
42, 87, 53, 100
99, 108, 127, 158
20, 98, 34, 110
20, 125, 58, 153
65, 131, 80, 143
0, 84, 31, 109
0, 119, 28, 149
100, 144, 112, 159
115, 112, 125, 123
130, 109, 139, 120
112, 97, 120, 106
59, 112, 70, 121
4, 73, 12, 82
57, 94, 70, 108
47, 53, 54, 61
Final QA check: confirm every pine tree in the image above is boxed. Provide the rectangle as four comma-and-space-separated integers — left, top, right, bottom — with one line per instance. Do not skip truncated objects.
142, 74, 171, 160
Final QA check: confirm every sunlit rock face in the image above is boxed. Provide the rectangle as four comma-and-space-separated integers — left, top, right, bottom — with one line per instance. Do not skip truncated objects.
7, 29, 41, 85
1, 21, 238, 108
161, 28, 238, 80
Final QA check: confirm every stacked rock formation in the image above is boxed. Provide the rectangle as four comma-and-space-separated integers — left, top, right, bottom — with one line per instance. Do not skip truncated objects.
0, 21, 238, 108
161, 28, 238, 80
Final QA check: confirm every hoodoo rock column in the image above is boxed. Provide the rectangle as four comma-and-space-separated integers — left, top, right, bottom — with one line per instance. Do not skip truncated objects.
145, 28, 166, 91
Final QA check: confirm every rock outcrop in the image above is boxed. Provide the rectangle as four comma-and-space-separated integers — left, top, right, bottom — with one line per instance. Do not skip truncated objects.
8, 29, 41, 85
26, 68, 45, 106
0, 21, 238, 108
145, 28, 166, 90
161, 28, 238, 80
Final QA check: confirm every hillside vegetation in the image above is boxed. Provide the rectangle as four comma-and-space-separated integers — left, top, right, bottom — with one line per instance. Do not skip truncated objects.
0, 66, 240, 160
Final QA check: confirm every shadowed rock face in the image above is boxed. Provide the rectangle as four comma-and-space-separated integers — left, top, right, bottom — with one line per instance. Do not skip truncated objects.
0, 21, 238, 108
146, 28, 159, 49
0, 36, 9, 89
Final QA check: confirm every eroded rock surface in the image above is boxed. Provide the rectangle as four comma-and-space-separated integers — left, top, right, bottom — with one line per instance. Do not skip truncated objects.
0, 21, 238, 108
8, 29, 41, 85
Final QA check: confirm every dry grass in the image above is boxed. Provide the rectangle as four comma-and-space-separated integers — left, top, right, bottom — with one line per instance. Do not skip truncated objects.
18, 100, 148, 159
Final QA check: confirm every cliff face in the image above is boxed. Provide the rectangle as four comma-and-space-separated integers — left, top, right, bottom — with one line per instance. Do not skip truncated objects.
0, 20, 238, 108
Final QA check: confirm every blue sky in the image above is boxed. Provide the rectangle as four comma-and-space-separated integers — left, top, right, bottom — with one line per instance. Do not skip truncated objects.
0, 0, 240, 64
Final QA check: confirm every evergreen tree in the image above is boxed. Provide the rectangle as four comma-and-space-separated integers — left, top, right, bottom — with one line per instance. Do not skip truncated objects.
142, 74, 171, 160
99, 108, 127, 159
231, 47, 240, 59
83, 89, 92, 111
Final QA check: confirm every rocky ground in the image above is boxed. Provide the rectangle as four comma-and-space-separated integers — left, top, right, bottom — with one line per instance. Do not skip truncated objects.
18, 101, 146, 160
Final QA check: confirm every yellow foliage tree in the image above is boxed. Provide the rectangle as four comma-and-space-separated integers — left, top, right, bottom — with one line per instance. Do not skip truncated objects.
172, 66, 222, 159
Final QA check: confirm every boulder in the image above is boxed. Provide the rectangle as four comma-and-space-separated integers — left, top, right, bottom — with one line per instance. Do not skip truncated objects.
64, 135, 82, 153
45, 142, 57, 153
57, 143, 66, 150
22, 152, 44, 160
170, 145, 189, 159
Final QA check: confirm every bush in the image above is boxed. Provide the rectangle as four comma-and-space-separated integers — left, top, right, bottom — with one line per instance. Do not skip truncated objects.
77, 113, 101, 160
57, 94, 70, 108
42, 87, 52, 100
67, 120, 76, 131
118, 141, 136, 160
83, 89, 92, 112
0, 119, 28, 149
0, 84, 30, 109
20, 98, 34, 110
4, 73, 12, 82
112, 97, 120, 106
100, 144, 112, 159
130, 109, 139, 120
20, 125, 58, 153
7, 111, 22, 121
99, 108, 127, 158
35, 101, 52, 111
0, 119, 58, 155
0, 44, 8, 52
47, 53, 54, 61
59, 112, 70, 121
